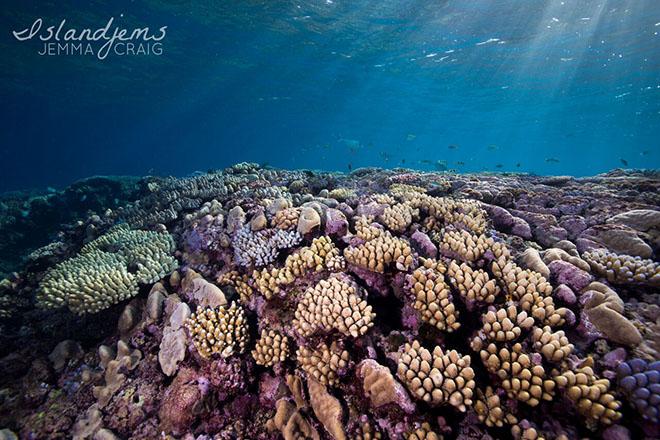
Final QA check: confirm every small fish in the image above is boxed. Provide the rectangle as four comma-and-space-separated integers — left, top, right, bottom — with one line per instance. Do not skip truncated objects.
401, 159, 406, 164
620, 158, 628, 166
420, 159, 433, 165
456, 161, 465, 166
487, 145, 498, 151
496, 164, 503, 169
348, 163, 352, 171
640, 150, 650, 156
406, 134, 416, 141
448, 144, 458, 150
434, 160, 448, 171
516, 162, 521, 168
545, 157, 560, 163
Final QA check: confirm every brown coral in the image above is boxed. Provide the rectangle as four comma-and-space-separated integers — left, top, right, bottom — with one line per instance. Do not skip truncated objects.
293, 274, 375, 338
581, 282, 642, 346
474, 386, 517, 427
447, 260, 500, 305
296, 341, 349, 387
478, 305, 534, 343
357, 359, 413, 410
344, 218, 414, 273
583, 249, 660, 286
477, 342, 555, 407
553, 363, 622, 425
185, 302, 249, 359
266, 399, 320, 440
252, 329, 290, 367
273, 207, 301, 231
530, 326, 573, 363
407, 422, 443, 440
408, 265, 460, 332
93, 341, 142, 408
308, 378, 346, 440
397, 340, 475, 411
378, 202, 419, 233
217, 270, 253, 304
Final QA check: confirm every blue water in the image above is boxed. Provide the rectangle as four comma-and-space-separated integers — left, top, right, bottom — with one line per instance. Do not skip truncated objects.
1, 0, 659, 192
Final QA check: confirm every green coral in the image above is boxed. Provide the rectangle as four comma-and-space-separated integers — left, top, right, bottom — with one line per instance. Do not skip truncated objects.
37, 225, 177, 314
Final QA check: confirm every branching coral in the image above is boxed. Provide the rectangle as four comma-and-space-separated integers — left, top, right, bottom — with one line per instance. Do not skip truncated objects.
530, 326, 573, 363
293, 274, 375, 338
344, 217, 414, 273
232, 225, 301, 267
185, 302, 249, 359
476, 342, 555, 407
296, 341, 349, 387
477, 305, 534, 343
254, 236, 344, 299
378, 202, 419, 233
272, 207, 301, 231
438, 230, 492, 262
217, 270, 253, 304
474, 386, 517, 428
553, 363, 622, 425
447, 260, 501, 305
37, 225, 177, 314
406, 422, 443, 440
252, 329, 290, 367
491, 257, 567, 327
616, 358, 660, 424
397, 340, 475, 411
583, 249, 660, 286
407, 263, 460, 332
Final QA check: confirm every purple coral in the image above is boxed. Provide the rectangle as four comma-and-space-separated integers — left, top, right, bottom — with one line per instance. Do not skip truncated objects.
617, 358, 660, 423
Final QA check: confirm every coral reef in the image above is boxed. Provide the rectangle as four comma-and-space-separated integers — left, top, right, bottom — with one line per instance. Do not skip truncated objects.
0, 165, 658, 439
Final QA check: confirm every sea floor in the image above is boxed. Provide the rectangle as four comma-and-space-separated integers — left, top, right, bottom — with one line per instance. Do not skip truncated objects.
0, 164, 658, 439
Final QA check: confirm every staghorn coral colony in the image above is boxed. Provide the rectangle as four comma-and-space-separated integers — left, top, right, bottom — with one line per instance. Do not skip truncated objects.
0, 164, 658, 439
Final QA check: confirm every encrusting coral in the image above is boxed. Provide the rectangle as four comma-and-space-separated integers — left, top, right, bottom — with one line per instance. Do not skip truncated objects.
581, 282, 642, 346
185, 302, 249, 359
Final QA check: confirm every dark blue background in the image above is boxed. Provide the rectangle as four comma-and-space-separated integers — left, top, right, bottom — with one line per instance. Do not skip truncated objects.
1, 0, 659, 192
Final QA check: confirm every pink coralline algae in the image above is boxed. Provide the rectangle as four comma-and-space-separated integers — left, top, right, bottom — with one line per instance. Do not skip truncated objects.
0, 164, 658, 440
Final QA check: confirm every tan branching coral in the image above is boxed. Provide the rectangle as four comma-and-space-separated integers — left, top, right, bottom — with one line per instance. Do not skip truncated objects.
185, 302, 249, 359
491, 257, 567, 327
378, 202, 419, 233
583, 249, 660, 286
93, 341, 142, 408
553, 363, 622, 425
478, 305, 534, 343
293, 275, 375, 338
266, 399, 320, 440
328, 187, 356, 201
407, 422, 442, 440
272, 207, 301, 231
37, 225, 177, 314
438, 230, 497, 262
397, 340, 475, 411
217, 270, 253, 304
254, 236, 344, 299
408, 265, 460, 332
353, 421, 382, 440
476, 342, 555, 407
252, 329, 290, 367
308, 378, 346, 440
345, 218, 414, 273
474, 386, 517, 427
530, 326, 573, 363
296, 342, 349, 387
447, 260, 500, 304
581, 282, 642, 346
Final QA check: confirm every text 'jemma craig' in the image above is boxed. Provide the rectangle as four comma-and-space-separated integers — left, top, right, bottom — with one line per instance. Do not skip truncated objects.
13, 17, 167, 60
